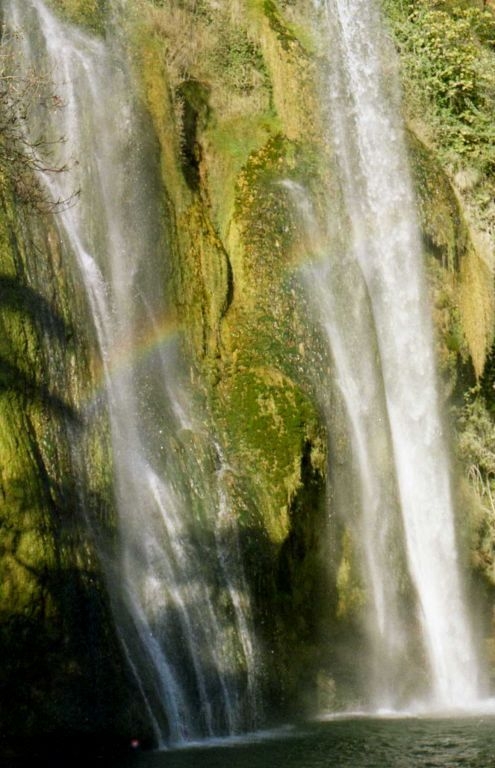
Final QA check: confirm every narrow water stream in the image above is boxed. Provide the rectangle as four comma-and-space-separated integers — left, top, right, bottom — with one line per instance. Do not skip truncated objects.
4, 0, 259, 745
308, 0, 481, 708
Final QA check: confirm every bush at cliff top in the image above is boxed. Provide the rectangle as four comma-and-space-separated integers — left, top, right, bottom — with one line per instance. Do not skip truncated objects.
384, 0, 495, 170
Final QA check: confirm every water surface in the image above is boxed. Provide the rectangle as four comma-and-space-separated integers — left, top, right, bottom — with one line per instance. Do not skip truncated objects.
122, 717, 495, 768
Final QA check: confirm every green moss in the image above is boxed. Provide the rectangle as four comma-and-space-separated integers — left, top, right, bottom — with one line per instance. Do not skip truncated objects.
208, 21, 269, 94
205, 111, 282, 237
234, 134, 319, 266
204, 127, 326, 546
46, 0, 107, 34
213, 366, 320, 542
263, 0, 298, 48
247, 0, 310, 54
0, 391, 51, 615
0, 167, 131, 737
208, 113, 280, 166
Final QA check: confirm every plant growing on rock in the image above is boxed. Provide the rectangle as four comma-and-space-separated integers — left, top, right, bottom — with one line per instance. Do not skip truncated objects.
383, 0, 495, 171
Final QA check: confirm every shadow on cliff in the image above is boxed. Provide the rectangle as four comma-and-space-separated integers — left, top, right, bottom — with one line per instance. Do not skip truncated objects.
0, 473, 148, 751
0, 354, 81, 424
0, 273, 73, 345
0, 271, 81, 424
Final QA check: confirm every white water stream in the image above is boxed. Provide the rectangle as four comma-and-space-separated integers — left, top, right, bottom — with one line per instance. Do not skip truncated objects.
310, 0, 481, 708
4, 0, 259, 745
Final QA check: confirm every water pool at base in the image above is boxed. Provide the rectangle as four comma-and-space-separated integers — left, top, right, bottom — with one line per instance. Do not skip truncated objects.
121, 717, 495, 768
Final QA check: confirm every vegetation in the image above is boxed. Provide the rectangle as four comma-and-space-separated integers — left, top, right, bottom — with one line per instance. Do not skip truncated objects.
382, 0, 495, 220
0, 31, 76, 211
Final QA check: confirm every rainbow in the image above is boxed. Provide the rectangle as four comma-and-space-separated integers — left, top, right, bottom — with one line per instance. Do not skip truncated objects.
84, 311, 182, 410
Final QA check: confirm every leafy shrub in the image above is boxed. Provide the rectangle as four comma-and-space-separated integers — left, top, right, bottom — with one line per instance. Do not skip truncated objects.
407, 7, 479, 113
383, 0, 495, 169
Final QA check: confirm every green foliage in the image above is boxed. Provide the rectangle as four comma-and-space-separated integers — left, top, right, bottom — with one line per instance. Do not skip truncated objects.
386, 1, 495, 587
457, 388, 495, 477
383, 0, 495, 171
407, 8, 479, 113
209, 22, 268, 95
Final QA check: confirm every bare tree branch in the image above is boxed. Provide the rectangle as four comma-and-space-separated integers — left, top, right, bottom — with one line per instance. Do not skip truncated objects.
0, 26, 78, 213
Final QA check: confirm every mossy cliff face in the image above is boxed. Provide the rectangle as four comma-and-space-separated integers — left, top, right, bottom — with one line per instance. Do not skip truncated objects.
0, 179, 144, 743
0, 0, 331, 734
126, 0, 495, 710
138, 0, 495, 704
125, 0, 331, 714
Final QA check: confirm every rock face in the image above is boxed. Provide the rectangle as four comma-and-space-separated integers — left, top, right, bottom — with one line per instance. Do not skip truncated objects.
1, 0, 495, 745
0, 183, 141, 740
125, 0, 332, 724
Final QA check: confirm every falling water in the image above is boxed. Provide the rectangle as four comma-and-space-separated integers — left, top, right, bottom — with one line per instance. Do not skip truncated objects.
4, 0, 259, 745
309, 0, 481, 708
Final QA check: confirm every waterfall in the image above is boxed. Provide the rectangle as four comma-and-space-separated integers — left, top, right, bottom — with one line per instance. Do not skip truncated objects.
4, 0, 259, 745
309, 0, 481, 709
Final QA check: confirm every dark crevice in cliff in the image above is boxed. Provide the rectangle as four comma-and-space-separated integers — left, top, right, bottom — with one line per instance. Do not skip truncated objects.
268, 438, 329, 712
220, 243, 235, 318
421, 232, 456, 271
451, 355, 477, 406
278, 439, 326, 601
176, 80, 210, 191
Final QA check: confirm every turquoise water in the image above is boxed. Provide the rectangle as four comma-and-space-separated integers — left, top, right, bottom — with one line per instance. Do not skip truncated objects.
121, 717, 495, 768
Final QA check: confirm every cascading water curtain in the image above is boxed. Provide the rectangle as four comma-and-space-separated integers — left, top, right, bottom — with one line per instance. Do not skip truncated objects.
310, 0, 482, 710
4, 0, 259, 745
